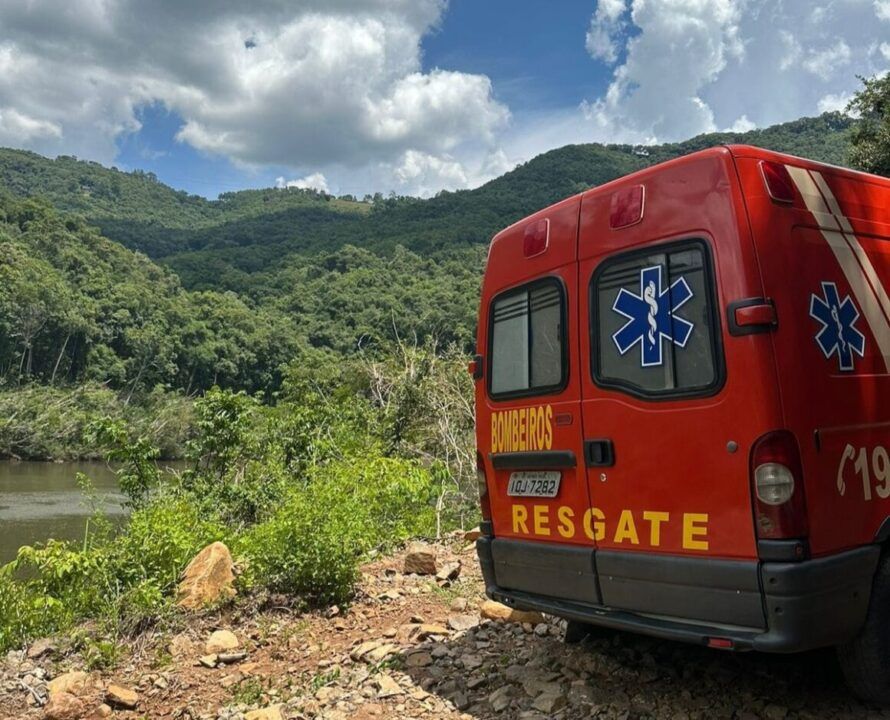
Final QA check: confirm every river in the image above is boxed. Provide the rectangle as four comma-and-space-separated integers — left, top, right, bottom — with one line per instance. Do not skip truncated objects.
0, 461, 127, 564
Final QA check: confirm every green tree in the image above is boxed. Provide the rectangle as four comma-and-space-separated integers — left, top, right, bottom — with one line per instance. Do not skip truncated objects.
848, 74, 890, 176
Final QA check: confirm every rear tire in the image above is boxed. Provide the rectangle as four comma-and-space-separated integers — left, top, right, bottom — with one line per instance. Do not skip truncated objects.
838, 554, 890, 705
564, 619, 595, 644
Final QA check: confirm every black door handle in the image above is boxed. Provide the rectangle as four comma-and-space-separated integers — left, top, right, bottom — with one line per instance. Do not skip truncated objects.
585, 439, 615, 467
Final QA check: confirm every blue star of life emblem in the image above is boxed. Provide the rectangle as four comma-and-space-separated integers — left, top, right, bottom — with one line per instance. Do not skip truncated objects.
612, 265, 695, 367
809, 281, 866, 372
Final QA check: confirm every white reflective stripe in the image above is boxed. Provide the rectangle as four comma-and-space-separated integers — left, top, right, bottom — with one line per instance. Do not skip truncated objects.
809, 171, 890, 325
785, 165, 890, 370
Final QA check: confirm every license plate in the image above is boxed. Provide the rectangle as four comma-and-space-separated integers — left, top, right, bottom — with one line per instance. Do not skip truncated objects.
507, 471, 561, 498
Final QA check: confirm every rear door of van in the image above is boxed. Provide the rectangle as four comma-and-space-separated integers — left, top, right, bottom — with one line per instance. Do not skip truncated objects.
477, 195, 602, 606
576, 149, 781, 630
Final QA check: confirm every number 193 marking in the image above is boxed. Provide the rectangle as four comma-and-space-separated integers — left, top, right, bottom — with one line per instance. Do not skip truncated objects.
837, 444, 890, 501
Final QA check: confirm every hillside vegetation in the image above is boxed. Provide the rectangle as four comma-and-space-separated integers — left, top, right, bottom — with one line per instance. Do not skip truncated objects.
0, 112, 856, 461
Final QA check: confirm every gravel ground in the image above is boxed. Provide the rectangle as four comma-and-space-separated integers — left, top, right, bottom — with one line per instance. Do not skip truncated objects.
1, 535, 888, 719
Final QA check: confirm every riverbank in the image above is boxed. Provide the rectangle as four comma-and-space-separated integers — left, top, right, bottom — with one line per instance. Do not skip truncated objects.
0, 384, 193, 462
0, 535, 873, 720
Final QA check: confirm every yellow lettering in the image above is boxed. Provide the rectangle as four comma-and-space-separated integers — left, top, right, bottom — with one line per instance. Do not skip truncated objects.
557, 506, 575, 538
511, 410, 519, 451
682, 513, 709, 551
536, 407, 546, 449
491, 414, 499, 454
544, 405, 553, 450
519, 408, 527, 451
528, 408, 537, 450
614, 510, 639, 544
533, 505, 550, 536
643, 511, 670, 547
583, 507, 605, 541
512, 505, 529, 535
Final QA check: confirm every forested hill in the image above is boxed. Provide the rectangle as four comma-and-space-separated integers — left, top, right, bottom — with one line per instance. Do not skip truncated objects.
0, 112, 856, 404
0, 112, 853, 273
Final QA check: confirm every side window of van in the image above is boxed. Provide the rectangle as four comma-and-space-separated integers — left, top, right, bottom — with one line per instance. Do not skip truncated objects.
591, 241, 722, 398
489, 278, 566, 398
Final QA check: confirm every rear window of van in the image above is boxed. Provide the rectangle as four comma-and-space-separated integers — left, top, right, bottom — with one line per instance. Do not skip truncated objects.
591, 240, 723, 398
489, 278, 567, 399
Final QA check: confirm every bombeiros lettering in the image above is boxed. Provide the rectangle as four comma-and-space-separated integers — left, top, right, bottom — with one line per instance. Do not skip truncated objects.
491, 404, 553, 453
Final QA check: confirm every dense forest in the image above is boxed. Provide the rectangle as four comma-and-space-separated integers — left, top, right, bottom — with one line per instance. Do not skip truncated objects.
0, 112, 854, 391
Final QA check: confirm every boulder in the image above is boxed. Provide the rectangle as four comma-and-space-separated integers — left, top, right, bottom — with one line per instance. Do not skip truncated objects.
435, 562, 461, 583
403, 543, 437, 575
205, 629, 240, 654
105, 684, 138, 709
177, 542, 236, 610
447, 614, 479, 632
480, 600, 545, 625
464, 527, 482, 542
27, 638, 57, 660
46, 671, 95, 698
43, 692, 85, 720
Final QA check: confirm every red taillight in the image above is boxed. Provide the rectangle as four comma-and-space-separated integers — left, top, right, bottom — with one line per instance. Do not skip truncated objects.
750, 430, 808, 540
477, 451, 491, 521
759, 161, 795, 204
707, 637, 734, 650
609, 184, 644, 229
523, 219, 549, 257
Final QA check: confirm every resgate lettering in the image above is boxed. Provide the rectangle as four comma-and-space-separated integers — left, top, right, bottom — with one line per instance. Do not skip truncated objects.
491, 404, 553, 453
510, 503, 710, 551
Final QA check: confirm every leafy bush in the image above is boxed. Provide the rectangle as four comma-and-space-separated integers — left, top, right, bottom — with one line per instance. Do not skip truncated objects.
239, 455, 435, 605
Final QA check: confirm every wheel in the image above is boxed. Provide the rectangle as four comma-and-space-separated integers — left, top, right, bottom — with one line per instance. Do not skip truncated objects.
564, 619, 595, 644
838, 554, 890, 705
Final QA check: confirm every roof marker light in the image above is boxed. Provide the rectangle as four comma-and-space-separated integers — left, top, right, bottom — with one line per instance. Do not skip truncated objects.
523, 219, 549, 257
610, 185, 645, 229
760, 161, 795, 204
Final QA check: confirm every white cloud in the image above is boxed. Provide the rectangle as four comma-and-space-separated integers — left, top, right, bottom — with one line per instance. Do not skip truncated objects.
726, 114, 756, 133
817, 92, 853, 114
586, 0, 629, 64
569, 0, 890, 148
0, 0, 508, 189
802, 40, 852, 81
275, 173, 330, 194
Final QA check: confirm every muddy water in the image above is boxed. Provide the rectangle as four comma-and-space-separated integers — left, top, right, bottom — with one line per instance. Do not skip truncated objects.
0, 461, 125, 564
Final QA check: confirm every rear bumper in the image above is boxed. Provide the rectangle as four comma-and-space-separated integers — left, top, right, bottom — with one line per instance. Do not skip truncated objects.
477, 536, 879, 653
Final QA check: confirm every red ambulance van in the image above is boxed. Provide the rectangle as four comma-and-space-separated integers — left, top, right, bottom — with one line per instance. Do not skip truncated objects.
473, 145, 890, 702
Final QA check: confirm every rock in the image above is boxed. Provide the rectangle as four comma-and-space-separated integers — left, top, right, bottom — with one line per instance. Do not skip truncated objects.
376, 675, 403, 698
245, 706, 284, 720
405, 651, 433, 668
403, 543, 437, 575
489, 686, 513, 712
199, 654, 219, 668
533, 623, 549, 637
451, 691, 470, 710
763, 705, 788, 720
480, 600, 545, 625
27, 638, 57, 660
176, 541, 236, 610
415, 623, 449, 639
92, 705, 112, 718
447, 614, 480, 632
450, 597, 468, 612
350, 641, 382, 661
364, 644, 400, 664
46, 671, 95, 698
464, 527, 482, 542
435, 562, 461, 582
105, 684, 138, 709
218, 651, 248, 664
532, 691, 567, 714
43, 692, 85, 720
205, 629, 240, 654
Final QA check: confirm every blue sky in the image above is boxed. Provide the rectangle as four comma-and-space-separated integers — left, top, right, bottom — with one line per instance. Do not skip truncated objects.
1, 1, 888, 199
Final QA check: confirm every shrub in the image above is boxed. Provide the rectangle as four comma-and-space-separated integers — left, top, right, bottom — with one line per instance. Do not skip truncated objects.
239, 455, 435, 605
